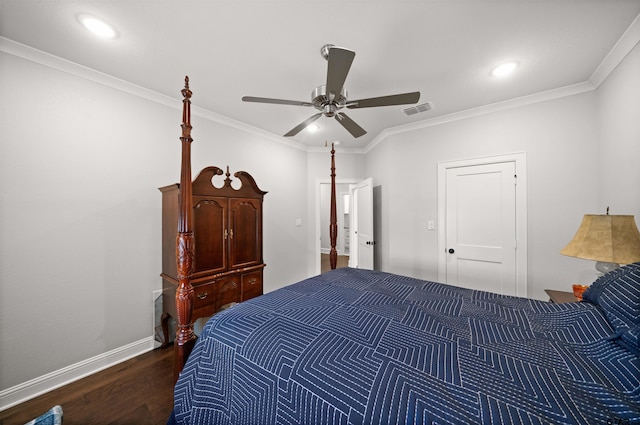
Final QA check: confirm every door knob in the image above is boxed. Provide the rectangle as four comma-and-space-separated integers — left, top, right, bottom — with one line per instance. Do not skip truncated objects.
448, 248, 455, 254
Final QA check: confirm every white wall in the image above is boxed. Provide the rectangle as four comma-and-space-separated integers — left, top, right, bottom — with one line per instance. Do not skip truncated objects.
365, 41, 640, 300
0, 48, 311, 399
596, 41, 640, 216
186, 112, 311, 293
367, 93, 600, 300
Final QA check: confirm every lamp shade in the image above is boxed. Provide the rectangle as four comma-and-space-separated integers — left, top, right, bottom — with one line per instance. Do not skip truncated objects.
560, 214, 640, 264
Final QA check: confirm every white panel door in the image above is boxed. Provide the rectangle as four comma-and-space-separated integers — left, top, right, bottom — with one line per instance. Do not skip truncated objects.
349, 178, 374, 270
445, 162, 517, 295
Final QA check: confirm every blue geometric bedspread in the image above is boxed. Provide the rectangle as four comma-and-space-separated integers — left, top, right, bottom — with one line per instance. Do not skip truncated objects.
171, 268, 640, 424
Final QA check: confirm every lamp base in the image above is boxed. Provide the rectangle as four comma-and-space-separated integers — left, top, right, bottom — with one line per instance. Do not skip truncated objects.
595, 261, 620, 274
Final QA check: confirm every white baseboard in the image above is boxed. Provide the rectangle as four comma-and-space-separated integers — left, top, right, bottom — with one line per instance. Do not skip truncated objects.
0, 337, 156, 412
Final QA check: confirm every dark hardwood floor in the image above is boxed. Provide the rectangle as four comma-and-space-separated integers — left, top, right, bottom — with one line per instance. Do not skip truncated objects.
2, 261, 348, 425
320, 254, 349, 273
0, 346, 174, 425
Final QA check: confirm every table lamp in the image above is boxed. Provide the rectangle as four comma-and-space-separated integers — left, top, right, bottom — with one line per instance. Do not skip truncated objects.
560, 210, 640, 273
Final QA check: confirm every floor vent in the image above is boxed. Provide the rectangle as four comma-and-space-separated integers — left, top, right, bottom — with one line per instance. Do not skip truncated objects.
402, 101, 433, 116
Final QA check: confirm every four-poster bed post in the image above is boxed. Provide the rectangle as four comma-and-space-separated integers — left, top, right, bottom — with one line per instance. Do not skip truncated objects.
169, 78, 338, 380
174, 76, 196, 379
329, 143, 338, 270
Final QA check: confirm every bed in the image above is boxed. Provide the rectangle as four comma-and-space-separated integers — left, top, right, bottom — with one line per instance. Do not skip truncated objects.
168, 79, 640, 424
168, 264, 640, 424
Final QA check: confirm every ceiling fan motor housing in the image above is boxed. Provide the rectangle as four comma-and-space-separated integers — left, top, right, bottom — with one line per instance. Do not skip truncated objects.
312, 85, 347, 117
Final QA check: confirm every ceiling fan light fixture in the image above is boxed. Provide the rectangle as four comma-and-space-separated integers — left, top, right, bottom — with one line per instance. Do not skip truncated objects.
307, 124, 319, 132
323, 103, 338, 117
78, 14, 118, 39
491, 61, 518, 78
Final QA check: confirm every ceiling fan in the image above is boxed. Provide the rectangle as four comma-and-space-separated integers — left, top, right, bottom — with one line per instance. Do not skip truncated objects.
242, 44, 420, 138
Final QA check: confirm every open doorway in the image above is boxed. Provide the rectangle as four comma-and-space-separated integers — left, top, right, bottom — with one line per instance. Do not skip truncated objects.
317, 180, 362, 274
319, 183, 351, 273
316, 178, 375, 274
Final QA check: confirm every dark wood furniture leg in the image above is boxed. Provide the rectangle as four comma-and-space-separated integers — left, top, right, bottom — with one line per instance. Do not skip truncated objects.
160, 312, 171, 349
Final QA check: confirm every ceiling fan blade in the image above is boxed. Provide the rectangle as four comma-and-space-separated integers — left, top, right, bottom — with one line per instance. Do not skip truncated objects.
326, 46, 355, 99
284, 113, 323, 137
346, 91, 420, 109
242, 96, 314, 107
335, 112, 367, 138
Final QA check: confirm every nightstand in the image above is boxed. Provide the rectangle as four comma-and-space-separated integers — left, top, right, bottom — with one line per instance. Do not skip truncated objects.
544, 289, 579, 303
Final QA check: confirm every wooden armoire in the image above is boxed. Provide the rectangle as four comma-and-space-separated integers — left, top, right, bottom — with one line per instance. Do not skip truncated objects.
160, 166, 266, 345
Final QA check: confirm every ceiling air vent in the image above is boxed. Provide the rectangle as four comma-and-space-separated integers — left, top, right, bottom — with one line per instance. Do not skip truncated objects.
402, 101, 433, 116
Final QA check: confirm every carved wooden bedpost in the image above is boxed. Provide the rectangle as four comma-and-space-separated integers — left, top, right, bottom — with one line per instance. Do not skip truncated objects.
174, 76, 196, 379
329, 143, 338, 269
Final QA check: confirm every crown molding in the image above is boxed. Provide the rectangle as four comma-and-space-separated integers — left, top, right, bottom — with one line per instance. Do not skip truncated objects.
4, 7, 639, 157
307, 145, 365, 154
0, 36, 179, 108
0, 36, 308, 152
364, 12, 640, 153
364, 81, 594, 153
589, 12, 640, 88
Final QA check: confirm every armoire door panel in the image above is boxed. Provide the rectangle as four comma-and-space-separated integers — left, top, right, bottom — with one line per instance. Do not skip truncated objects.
193, 197, 227, 274
229, 198, 262, 268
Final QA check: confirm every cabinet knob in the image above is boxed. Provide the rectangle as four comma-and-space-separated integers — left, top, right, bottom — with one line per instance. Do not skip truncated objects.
197, 292, 208, 300
248, 278, 257, 285
448, 248, 455, 254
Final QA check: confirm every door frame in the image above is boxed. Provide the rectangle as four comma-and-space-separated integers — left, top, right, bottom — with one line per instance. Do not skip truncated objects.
315, 178, 361, 275
348, 177, 374, 270
437, 152, 528, 296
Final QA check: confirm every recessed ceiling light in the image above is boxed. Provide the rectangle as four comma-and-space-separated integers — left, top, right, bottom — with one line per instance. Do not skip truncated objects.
491, 61, 518, 78
78, 14, 118, 39
307, 124, 319, 132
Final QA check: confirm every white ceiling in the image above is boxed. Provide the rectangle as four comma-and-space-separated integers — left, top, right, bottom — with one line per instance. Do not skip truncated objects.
2, 0, 640, 149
